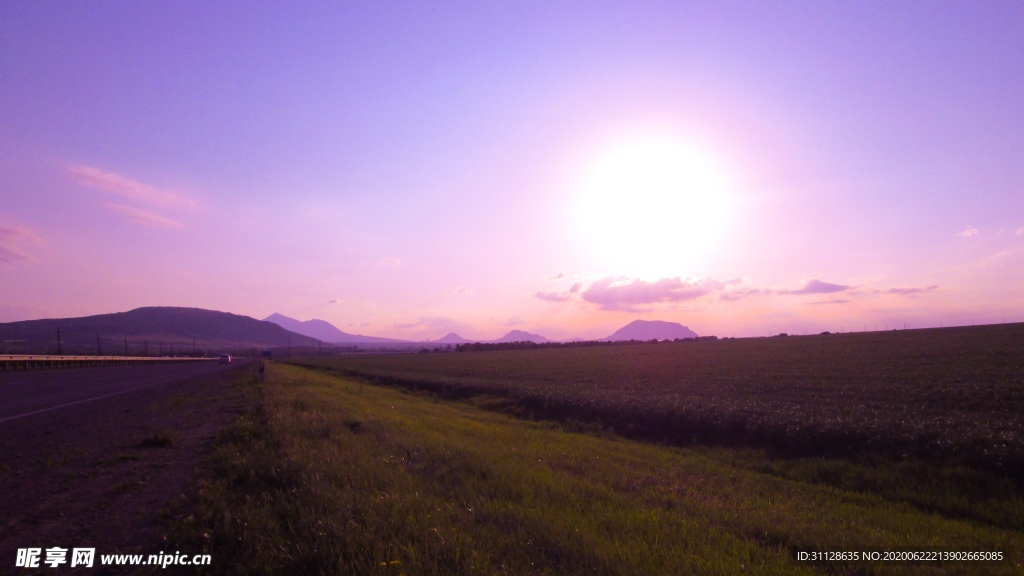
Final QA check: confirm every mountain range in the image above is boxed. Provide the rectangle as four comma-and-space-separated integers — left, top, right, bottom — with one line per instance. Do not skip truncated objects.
264, 315, 696, 344
0, 307, 701, 354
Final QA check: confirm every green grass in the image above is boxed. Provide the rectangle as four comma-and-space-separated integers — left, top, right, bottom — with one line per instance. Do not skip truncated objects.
293, 325, 1024, 480
169, 363, 1023, 575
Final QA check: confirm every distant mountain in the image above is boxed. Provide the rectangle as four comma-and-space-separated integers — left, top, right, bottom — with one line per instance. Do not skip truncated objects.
434, 332, 472, 344
0, 306, 319, 354
263, 313, 403, 344
602, 320, 698, 341
492, 329, 551, 343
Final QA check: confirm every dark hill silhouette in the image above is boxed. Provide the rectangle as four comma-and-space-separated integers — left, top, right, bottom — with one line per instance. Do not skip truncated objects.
435, 332, 472, 344
602, 320, 698, 341
0, 307, 319, 354
263, 313, 403, 344
492, 329, 551, 343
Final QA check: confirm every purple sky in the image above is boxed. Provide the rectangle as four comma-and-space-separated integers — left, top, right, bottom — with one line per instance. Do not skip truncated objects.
2, 1, 1022, 340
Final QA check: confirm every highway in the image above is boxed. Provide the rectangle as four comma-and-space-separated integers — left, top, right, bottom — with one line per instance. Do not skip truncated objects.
0, 360, 253, 560
0, 360, 234, 423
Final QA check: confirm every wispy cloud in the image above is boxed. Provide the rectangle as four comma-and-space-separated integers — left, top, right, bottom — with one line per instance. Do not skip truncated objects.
103, 203, 183, 229
0, 226, 38, 263
1016, 226, 1024, 237
886, 285, 938, 295
394, 315, 473, 336
541, 273, 938, 313
957, 226, 979, 238
379, 256, 402, 268
69, 164, 199, 228
779, 279, 850, 295
69, 165, 197, 209
719, 287, 770, 301
536, 291, 571, 302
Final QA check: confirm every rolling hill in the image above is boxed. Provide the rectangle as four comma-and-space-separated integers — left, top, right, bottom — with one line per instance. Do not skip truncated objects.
601, 320, 698, 341
263, 313, 404, 344
0, 307, 320, 354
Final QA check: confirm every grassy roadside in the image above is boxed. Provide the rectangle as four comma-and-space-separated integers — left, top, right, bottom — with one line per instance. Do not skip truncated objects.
168, 362, 1022, 575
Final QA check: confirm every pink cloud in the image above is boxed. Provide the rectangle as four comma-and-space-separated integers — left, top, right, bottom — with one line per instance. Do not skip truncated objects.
104, 203, 183, 229
0, 226, 38, 263
886, 285, 938, 295
582, 276, 721, 310
779, 279, 850, 295
69, 165, 197, 209
957, 226, 979, 238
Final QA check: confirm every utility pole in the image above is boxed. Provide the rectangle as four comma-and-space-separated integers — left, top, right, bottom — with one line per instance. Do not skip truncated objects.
57, 326, 62, 356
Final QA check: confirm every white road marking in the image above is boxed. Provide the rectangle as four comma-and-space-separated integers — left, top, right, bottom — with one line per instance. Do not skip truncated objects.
0, 374, 194, 424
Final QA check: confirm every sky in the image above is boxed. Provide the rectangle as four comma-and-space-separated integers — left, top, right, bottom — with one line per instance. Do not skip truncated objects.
2, 1, 1023, 341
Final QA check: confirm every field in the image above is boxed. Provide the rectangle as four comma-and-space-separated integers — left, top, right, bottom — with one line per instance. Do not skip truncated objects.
170, 362, 1023, 574
161, 325, 1024, 574
292, 325, 1024, 480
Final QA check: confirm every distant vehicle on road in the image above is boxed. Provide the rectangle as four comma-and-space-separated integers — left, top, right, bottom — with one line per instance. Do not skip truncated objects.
218, 354, 232, 364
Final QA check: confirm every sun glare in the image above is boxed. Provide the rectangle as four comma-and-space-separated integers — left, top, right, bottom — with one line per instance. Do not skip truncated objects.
572, 132, 734, 278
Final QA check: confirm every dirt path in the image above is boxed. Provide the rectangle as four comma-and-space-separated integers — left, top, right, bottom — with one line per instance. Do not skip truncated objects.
0, 362, 254, 574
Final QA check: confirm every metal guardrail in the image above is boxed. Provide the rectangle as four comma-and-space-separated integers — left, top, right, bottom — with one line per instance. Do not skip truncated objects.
0, 355, 218, 371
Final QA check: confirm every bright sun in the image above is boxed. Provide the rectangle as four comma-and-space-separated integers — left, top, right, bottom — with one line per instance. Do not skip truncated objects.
572, 132, 734, 278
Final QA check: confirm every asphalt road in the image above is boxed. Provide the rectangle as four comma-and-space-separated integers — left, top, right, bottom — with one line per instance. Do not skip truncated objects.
0, 361, 234, 423
0, 360, 253, 571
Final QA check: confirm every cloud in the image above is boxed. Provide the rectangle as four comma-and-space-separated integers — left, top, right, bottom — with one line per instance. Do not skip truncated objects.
69, 164, 200, 229
0, 226, 38, 263
394, 315, 473, 336
103, 203, 183, 229
69, 165, 197, 209
719, 287, 770, 301
582, 276, 721, 310
569, 282, 582, 294
379, 256, 402, 268
957, 227, 979, 238
806, 299, 850, 305
327, 299, 340, 304
536, 291, 571, 302
549, 272, 566, 279
886, 285, 938, 295
448, 285, 473, 295
1016, 227, 1024, 237
780, 279, 850, 295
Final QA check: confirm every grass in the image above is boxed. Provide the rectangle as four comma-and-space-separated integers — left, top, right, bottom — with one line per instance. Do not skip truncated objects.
168, 362, 1023, 575
292, 325, 1024, 479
